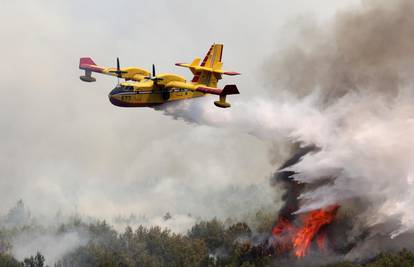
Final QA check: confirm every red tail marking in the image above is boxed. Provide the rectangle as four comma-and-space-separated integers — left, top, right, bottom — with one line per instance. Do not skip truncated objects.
201, 46, 213, 66
80, 57, 96, 66
79, 57, 104, 73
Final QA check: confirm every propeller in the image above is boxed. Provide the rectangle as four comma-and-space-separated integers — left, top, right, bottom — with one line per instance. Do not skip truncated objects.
145, 64, 163, 84
109, 58, 128, 84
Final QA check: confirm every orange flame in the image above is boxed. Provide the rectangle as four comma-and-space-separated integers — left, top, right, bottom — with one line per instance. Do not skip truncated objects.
271, 205, 339, 258
293, 205, 339, 257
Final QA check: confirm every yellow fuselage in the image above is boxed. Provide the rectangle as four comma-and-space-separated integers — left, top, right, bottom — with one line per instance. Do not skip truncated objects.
79, 43, 240, 108
109, 85, 206, 107
108, 73, 205, 107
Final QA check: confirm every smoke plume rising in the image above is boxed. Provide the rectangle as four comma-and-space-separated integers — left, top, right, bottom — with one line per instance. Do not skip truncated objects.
268, 0, 414, 101
161, 0, 414, 259
2, 0, 414, 264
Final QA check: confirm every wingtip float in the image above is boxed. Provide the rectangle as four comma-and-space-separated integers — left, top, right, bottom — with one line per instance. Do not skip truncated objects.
78, 44, 240, 108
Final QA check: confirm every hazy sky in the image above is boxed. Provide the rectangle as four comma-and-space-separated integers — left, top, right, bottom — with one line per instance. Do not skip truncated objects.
0, 0, 360, 230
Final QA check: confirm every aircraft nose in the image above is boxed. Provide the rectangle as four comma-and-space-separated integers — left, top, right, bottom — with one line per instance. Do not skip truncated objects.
108, 88, 118, 102
108, 89, 117, 100
109, 86, 119, 96
108, 87, 125, 107
109, 86, 122, 98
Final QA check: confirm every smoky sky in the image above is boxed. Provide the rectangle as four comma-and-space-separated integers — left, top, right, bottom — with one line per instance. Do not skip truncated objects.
265, 0, 414, 242
267, 0, 414, 101
0, 0, 359, 230
153, 0, 414, 254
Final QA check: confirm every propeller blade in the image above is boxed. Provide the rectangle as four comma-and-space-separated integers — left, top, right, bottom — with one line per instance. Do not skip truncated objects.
108, 57, 127, 85
144, 64, 163, 83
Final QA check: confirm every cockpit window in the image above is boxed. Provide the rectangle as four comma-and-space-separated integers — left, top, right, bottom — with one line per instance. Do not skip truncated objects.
121, 85, 134, 91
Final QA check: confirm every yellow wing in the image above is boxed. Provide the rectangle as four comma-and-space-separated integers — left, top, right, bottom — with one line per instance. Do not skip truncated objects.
79, 57, 150, 82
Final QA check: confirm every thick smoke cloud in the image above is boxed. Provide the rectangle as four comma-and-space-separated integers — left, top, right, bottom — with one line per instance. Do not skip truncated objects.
0, 0, 354, 229
162, 0, 414, 254
4, 0, 409, 263
268, 0, 414, 101
0, 0, 287, 262
274, 0, 414, 236
0, 0, 283, 226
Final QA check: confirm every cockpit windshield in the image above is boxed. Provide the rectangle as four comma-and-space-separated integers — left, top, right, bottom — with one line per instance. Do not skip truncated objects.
120, 85, 134, 91
111, 85, 134, 95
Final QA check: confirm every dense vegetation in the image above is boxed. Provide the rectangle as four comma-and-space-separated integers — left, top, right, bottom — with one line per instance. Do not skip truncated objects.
1, 217, 414, 266
1, 202, 414, 266
0, 217, 272, 267
326, 250, 414, 267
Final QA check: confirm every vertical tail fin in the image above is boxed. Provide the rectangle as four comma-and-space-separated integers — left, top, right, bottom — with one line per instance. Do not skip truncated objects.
192, 44, 223, 87
200, 44, 223, 69
175, 44, 240, 87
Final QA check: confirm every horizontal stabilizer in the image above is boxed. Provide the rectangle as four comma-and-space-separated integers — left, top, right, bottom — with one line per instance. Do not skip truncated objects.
175, 63, 240, 76
191, 58, 201, 66
222, 71, 241, 76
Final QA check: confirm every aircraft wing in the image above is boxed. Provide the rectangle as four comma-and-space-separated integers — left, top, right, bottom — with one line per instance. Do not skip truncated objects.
176, 62, 241, 76
79, 57, 150, 82
195, 84, 240, 96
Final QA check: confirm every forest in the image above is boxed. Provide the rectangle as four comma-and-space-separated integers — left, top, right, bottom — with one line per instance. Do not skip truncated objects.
0, 205, 413, 267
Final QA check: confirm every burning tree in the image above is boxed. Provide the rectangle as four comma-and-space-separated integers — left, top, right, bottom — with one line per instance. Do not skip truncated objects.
271, 204, 339, 258
244, 146, 344, 260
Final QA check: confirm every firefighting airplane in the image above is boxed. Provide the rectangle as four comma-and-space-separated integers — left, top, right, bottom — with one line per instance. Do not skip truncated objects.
79, 44, 240, 108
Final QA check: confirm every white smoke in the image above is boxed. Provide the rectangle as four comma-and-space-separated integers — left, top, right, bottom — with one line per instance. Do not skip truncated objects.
11, 230, 88, 266
159, 0, 414, 243
288, 90, 414, 233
